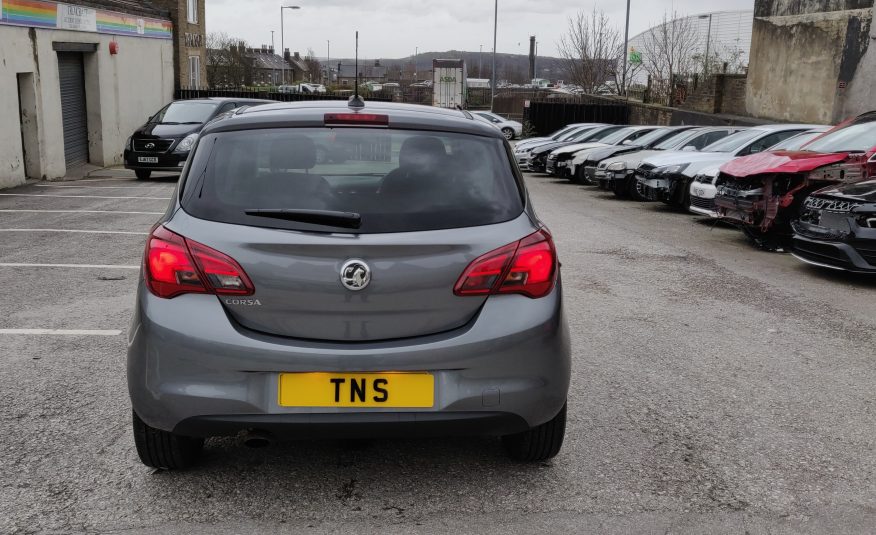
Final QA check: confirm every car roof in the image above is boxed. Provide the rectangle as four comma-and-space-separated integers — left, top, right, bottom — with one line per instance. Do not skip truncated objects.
201, 100, 504, 138
176, 97, 274, 104
749, 123, 826, 132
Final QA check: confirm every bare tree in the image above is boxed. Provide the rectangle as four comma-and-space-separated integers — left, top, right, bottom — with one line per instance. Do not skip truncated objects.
303, 47, 322, 83
558, 8, 622, 94
641, 12, 700, 105
206, 32, 252, 88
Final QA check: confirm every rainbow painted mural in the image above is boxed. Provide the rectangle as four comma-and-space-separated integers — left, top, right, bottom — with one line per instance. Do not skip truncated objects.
1, 0, 173, 39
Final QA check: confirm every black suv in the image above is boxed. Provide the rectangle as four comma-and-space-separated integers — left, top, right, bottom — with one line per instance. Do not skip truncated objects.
124, 97, 272, 179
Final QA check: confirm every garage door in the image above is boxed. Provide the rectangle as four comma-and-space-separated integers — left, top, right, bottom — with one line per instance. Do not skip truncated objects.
57, 52, 89, 167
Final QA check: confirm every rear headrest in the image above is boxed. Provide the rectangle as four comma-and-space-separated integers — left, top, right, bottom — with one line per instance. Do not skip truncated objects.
399, 136, 447, 169
270, 135, 316, 171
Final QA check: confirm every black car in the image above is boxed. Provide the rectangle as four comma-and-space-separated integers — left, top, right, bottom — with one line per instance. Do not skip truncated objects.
527, 125, 625, 173
791, 179, 876, 273
125, 97, 272, 179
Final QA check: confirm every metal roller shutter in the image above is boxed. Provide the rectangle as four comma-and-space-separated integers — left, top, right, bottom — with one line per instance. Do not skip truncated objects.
57, 52, 89, 167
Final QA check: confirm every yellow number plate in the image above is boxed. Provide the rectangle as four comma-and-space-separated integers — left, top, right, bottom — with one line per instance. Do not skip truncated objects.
278, 372, 434, 408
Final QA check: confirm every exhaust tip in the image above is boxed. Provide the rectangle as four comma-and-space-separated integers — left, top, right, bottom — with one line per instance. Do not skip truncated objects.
243, 430, 274, 448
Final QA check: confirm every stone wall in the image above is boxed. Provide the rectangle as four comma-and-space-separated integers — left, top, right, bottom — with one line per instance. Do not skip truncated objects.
746, 0, 874, 124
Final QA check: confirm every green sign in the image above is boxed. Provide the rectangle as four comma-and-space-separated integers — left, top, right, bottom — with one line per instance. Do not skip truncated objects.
629, 48, 642, 65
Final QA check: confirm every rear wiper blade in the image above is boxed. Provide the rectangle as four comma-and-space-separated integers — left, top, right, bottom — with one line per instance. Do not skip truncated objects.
245, 209, 361, 229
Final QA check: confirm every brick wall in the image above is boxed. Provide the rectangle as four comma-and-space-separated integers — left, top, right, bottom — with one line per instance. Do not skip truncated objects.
152, 0, 207, 88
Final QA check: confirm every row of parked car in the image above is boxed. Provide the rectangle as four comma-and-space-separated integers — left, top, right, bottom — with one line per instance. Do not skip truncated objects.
515, 117, 876, 274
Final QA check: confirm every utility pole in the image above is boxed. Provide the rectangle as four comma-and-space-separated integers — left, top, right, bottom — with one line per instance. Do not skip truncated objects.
271, 30, 275, 52
326, 40, 330, 84
479, 44, 483, 78
280, 5, 300, 84
622, 0, 630, 97
702, 14, 714, 76
414, 46, 418, 82
490, 0, 497, 111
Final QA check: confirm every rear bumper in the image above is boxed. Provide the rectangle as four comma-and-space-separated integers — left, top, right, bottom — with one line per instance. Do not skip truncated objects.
174, 411, 530, 439
128, 283, 571, 437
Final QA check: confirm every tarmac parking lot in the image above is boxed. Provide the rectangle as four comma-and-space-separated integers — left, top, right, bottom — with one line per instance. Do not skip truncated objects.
2, 169, 876, 534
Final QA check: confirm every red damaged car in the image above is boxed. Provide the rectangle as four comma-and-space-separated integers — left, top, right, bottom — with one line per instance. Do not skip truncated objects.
714, 113, 876, 250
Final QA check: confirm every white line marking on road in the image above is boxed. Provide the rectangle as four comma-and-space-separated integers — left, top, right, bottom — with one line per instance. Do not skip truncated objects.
36, 185, 173, 189
0, 329, 122, 336
0, 194, 170, 200
0, 263, 140, 269
0, 210, 163, 215
0, 229, 147, 235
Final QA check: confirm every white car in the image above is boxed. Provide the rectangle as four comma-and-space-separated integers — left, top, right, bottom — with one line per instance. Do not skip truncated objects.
636, 124, 825, 207
473, 112, 523, 140
515, 123, 601, 151
688, 127, 831, 217
595, 127, 743, 197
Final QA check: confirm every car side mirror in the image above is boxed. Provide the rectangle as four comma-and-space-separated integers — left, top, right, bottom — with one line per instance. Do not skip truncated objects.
682, 145, 697, 152
622, 140, 632, 145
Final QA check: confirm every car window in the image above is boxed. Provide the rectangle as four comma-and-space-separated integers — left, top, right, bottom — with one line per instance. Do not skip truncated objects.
804, 121, 876, 153
768, 130, 826, 151
690, 130, 731, 149
740, 131, 802, 155
629, 128, 672, 147
150, 101, 220, 124
701, 129, 764, 153
654, 129, 702, 150
577, 126, 623, 142
558, 127, 589, 141
181, 128, 524, 234
599, 127, 639, 145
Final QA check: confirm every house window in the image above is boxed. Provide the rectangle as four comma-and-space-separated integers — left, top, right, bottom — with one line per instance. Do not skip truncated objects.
189, 55, 201, 88
187, 0, 198, 24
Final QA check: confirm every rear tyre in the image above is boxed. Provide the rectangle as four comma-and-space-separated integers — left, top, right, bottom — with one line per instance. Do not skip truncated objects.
503, 403, 566, 462
134, 170, 151, 180
501, 127, 515, 140
132, 411, 204, 470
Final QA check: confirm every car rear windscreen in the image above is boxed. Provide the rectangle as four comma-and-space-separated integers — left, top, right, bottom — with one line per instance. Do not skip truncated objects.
180, 128, 524, 234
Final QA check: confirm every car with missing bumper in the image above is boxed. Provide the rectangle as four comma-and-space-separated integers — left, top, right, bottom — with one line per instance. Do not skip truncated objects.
637, 124, 820, 209
714, 113, 876, 250
791, 179, 876, 273
128, 100, 571, 469
124, 97, 272, 180
596, 127, 741, 199
689, 128, 830, 218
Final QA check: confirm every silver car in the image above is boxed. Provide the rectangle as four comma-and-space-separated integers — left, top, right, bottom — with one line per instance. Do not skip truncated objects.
473, 111, 523, 140
128, 101, 571, 469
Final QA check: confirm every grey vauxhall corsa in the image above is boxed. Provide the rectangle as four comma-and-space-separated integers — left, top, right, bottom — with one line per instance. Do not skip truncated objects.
127, 99, 571, 469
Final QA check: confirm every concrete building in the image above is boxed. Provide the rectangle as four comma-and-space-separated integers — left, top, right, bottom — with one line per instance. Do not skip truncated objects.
746, 0, 875, 124
0, 0, 175, 188
152, 0, 206, 88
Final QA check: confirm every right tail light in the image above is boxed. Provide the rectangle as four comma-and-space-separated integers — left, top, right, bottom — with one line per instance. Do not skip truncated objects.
454, 229, 557, 299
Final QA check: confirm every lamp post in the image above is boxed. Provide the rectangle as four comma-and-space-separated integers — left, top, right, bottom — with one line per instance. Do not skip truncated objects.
414, 46, 418, 82
490, 0, 497, 111
699, 13, 713, 76
479, 44, 483, 78
622, 0, 630, 97
326, 40, 330, 84
280, 4, 301, 84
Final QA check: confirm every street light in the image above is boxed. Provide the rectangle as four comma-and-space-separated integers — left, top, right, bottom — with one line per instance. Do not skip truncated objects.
326, 40, 330, 84
699, 14, 713, 76
490, 0, 497, 111
622, 0, 630, 97
280, 5, 301, 84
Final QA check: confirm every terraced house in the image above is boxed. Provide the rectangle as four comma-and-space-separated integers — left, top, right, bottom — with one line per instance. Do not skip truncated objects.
0, 0, 205, 189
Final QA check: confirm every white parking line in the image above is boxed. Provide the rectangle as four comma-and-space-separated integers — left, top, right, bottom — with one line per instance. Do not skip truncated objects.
0, 194, 171, 200
0, 210, 163, 215
0, 263, 140, 269
0, 329, 122, 336
35, 185, 174, 189
0, 229, 147, 235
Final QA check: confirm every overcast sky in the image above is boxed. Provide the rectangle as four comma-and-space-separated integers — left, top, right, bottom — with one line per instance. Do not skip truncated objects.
206, 0, 754, 59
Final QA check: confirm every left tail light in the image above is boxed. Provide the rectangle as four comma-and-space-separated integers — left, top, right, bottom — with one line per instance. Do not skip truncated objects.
144, 225, 254, 299
454, 229, 558, 299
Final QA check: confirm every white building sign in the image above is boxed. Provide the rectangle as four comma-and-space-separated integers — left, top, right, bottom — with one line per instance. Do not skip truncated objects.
57, 3, 97, 32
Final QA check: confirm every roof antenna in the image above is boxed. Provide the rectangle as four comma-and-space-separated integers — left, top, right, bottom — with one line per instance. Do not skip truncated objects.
349, 30, 365, 109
